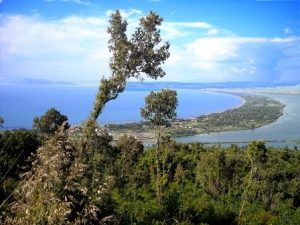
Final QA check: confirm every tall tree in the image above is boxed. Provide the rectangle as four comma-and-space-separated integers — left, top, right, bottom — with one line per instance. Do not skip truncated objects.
79, 10, 170, 218
141, 89, 178, 201
85, 10, 170, 134
79, 11, 171, 215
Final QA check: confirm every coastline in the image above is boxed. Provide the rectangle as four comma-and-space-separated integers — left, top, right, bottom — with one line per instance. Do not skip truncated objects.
176, 93, 300, 148
169, 93, 285, 136
207, 90, 246, 110
170, 89, 246, 121
106, 92, 285, 144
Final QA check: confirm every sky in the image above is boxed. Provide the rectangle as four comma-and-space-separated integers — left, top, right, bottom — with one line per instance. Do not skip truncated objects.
0, 0, 300, 84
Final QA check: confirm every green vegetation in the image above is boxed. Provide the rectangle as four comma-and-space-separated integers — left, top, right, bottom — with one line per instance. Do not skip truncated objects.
141, 89, 178, 202
110, 140, 300, 225
106, 94, 285, 141
2, 128, 299, 224
189, 94, 285, 133
33, 107, 68, 136
0, 129, 40, 213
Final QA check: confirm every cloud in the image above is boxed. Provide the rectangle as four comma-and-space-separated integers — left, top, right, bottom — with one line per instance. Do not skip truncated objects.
0, 11, 299, 84
161, 21, 215, 40
206, 28, 219, 36
186, 37, 267, 61
0, 0, 4, 4
272, 37, 300, 82
44, 0, 90, 6
163, 37, 300, 82
105, 8, 143, 19
160, 21, 235, 41
167, 22, 212, 29
0, 14, 110, 84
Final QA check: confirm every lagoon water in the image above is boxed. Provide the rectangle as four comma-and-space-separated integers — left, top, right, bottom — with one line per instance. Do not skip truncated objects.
177, 94, 300, 148
0, 84, 241, 129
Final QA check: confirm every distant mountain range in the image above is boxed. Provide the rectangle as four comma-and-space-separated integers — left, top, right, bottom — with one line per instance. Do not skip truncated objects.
19, 79, 76, 85
1, 79, 299, 90
126, 81, 300, 91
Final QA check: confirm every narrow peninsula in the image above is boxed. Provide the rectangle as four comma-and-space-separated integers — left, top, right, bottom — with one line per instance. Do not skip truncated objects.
105, 93, 285, 143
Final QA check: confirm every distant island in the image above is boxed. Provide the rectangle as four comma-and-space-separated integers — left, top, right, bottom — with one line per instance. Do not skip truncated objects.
105, 93, 285, 143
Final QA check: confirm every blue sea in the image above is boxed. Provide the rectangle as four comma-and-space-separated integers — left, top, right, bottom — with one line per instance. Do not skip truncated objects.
0, 83, 242, 129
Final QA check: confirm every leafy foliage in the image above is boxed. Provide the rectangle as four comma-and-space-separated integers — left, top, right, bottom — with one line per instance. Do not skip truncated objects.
112, 141, 300, 225
33, 107, 68, 135
2, 123, 116, 224
141, 89, 178, 128
89, 10, 170, 126
1, 129, 300, 224
0, 129, 40, 213
140, 89, 178, 201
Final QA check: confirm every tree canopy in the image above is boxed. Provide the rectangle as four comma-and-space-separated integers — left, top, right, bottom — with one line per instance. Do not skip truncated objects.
141, 89, 178, 128
33, 107, 68, 135
140, 89, 178, 202
89, 10, 170, 129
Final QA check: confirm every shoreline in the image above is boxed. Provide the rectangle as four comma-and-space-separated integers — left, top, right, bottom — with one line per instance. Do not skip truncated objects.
169, 93, 285, 136
169, 89, 246, 121
106, 92, 285, 144
175, 93, 300, 148
208, 90, 246, 110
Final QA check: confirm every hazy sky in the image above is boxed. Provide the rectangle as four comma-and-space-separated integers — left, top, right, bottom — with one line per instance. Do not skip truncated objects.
0, 0, 299, 84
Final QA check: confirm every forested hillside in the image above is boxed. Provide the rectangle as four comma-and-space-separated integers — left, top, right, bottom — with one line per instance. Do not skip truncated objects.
1, 127, 299, 224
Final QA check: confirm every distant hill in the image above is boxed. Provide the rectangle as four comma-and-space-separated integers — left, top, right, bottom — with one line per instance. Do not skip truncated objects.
126, 81, 300, 91
19, 79, 76, 85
